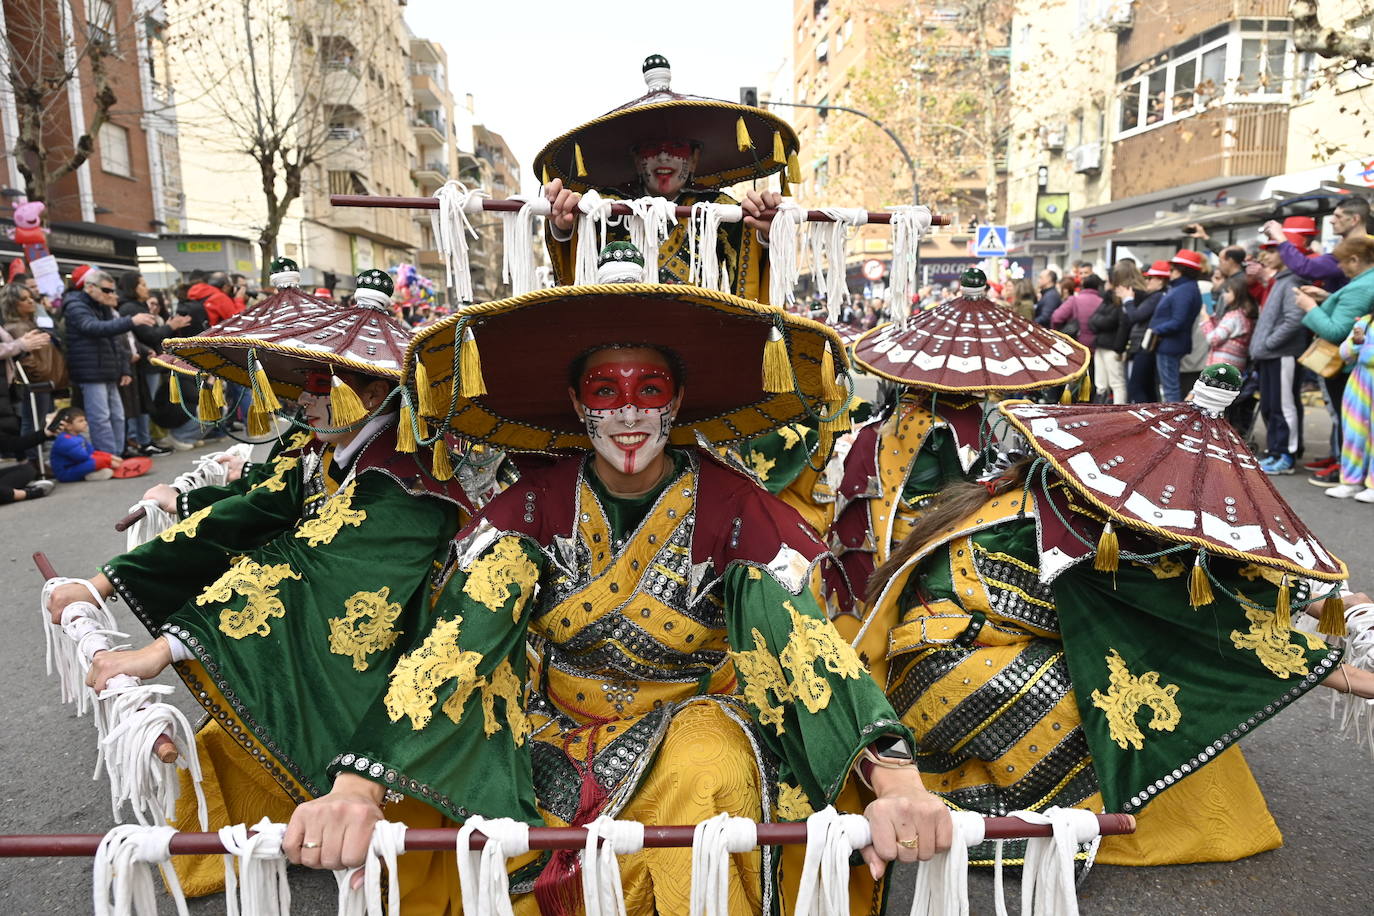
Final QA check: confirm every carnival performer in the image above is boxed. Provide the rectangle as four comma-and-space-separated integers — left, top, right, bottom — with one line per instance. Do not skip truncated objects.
853, 364, 1370, 871
281, 276, 952, 915
825, 268, 1091, 630
539, 55, 797, 301
44, 266, 477, 896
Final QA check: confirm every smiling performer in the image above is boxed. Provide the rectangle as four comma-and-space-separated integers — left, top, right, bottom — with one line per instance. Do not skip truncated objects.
537, 55, 800, 301
44, 267, 475, 896
283, 274, 951, 914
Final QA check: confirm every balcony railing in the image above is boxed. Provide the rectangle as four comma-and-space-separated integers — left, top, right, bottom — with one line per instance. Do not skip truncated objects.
328, 127, 363, 142
1112, 102, 1286, 199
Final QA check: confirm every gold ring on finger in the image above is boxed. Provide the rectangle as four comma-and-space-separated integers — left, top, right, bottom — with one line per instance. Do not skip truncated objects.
302, 841, 321, 849
897, 838, 919, 849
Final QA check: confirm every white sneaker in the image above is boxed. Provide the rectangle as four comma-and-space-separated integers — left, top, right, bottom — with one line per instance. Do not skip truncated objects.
1326, 484, 1362, 498
154, 436, 195, 452
1355, 489, 1374, 504
84, 468, 114, 481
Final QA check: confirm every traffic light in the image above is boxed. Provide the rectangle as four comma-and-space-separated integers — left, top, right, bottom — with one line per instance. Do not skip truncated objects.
740, 86, 758, 107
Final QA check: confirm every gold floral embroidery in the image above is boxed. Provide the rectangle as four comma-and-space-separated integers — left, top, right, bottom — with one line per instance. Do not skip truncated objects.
251, 455, 299, 493
463, 536, 539, 620
747, 567, 762, 580
748, 451, 777, 482
328, 586, 404, 672
775, 782, 814, 821
777, 425, 805, 451
385, 616, 485, 730
159, 505, 214, 543
1142, 555, 1186, 580
1229, 601, 1312, 679
730, 628, 790, 734
481, 660, 529, 745
199, 559, 302, 639
778, 601, 864, 713
1090, 649, 1181, 751
295, 479, 366, 546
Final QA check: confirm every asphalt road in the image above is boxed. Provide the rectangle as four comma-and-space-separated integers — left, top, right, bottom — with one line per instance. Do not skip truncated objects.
1, 406, 1371, 914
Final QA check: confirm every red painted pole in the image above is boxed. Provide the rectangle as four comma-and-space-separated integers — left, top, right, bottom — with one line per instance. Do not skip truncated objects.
114, 508, 146, 532
0, 814, 1134, 857
328, 194, 953, 227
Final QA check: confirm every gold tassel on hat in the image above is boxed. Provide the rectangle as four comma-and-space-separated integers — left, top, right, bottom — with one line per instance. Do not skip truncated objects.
168, 374, 182, 405
762, 325, 792, 394
247, 405, 273, 437
1189, 553, 1214, 608
541, 165, 551, 184
459, 326, 487, 398
736, 116, 752, 152
414, 359, 443, 416
1059, 385, 1074, 405
772, 130, 786, 166
329, 374, 368, 427
1318, 591, 1348, 638
397, 400, 418, 454
574, 143, 587, 178
820, 344, 842, 401
787, 150, 801, 185
196, 378, 219, 422
249, 352, 281, 412
1275, 575, 1292, 631
1093, 522, 1119, 573
431, 441, 454, 480
1078, 373, 1093, 402
210, 376, 226, 410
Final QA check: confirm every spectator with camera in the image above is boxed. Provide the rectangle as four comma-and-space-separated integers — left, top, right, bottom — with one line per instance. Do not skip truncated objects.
1263, 199, 1369, 293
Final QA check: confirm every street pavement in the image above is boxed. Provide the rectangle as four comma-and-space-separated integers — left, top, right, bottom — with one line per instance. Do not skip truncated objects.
0, 405, 1371, 914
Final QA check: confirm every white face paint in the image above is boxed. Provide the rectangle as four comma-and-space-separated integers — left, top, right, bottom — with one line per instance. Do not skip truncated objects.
299, 391, 348, 443
581, 402, 676, 476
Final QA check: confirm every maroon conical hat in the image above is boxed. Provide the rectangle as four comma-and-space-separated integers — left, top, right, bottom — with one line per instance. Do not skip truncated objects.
165, 266, 409, 400
999, 370, 1346, 581
852, 270, 1089, 394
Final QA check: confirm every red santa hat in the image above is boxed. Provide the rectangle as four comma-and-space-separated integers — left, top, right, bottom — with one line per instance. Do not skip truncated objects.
70, 265, 92, 288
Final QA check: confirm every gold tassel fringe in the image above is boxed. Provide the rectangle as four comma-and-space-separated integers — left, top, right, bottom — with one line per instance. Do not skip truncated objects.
772, 130, 786, 166
541, 165, 550, 184
431, 441, 453, 480
1093, 522, 1119, 573
459, 327, 487, 398
329, 374, 368, 427
414, 359, 444, 416
1318, 592, 1348, 638
169, 374, 182, 405
820, 344, 842, 401
1275, 575, 1292, 631
210, 377, 226, 409
247, 405, 273, 437
1078, 373, 1093, 402
1189, 555, 1214, 608
762, 326, 791, 394
196, 379, 219, 422
787, 150, 801, 185
574, 143, 587, 178
736, 116, 752, 151
1060, 385, 1074, 405
251, 359, 281, 412
397, 401, 418, 453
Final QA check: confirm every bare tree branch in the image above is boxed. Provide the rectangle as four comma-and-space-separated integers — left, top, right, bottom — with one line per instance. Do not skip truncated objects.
1292, 0, 1374, 66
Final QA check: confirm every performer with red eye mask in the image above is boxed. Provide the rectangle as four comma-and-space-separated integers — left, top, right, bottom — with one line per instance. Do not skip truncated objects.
538, 55, 800, 302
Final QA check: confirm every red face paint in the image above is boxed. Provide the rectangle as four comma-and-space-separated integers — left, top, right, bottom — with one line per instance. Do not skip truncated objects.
578, 361, 676, 411
303, 369, 333, 395
632, 140, 695, 161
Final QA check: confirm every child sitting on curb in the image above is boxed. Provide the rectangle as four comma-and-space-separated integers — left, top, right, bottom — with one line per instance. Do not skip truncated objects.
50, 407, 123, 482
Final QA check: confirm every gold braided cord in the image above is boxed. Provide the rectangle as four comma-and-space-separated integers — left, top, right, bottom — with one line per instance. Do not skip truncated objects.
997, 399, 1349, 582
849, 322, 1091, 394
533, 98, 801, 191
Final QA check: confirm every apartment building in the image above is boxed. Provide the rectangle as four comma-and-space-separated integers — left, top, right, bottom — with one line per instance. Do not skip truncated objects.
0, 0, 184, 275
410, 36, 459, 277
1006, 0, 1374, 271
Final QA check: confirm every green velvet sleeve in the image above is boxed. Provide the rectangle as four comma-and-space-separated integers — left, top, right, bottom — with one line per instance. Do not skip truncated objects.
164, 472, 463, 797
179, 438, 305, 515
104, 464, 307, 635
723, 565, 911, 805
324, 533, 545, 824
901, 427, 962, 506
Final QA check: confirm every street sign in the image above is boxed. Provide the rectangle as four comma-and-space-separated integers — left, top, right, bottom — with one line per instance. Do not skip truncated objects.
974, 225, 1008, 257
862, 258, 885, 281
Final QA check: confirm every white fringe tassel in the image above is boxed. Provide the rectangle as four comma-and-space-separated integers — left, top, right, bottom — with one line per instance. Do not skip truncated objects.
573, 190, 617, 285
887, 205, 933, 321
220, 819, 291, 916
688, 202, 734, 293
431, 180, 487, 304
125, 444, 255, 549
767, 198, 805, 307
335, 820, 408, 916
581, 815, 645, 916
689, 813, 758, 916
500, 194, 541, 296
792, 806, 871, 916
909, 810, 985, 916
92, 824, 188, 916
807, 207, 868, 322
124, 499, 178, 551
456, 815, 530, 916
623, 196, 678, 284
1329, 601, 1374, 755
993, 807, 1101, 916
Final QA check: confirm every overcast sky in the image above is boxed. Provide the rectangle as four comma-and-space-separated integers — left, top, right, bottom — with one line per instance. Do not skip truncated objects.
403, 0, 792, 195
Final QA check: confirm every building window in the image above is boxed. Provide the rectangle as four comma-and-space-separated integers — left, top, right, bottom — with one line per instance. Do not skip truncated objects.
813, 156, 829, 188
99, 123, 132, 177
1237, 37, 1286, 93
88, 0, 116, 52
1294, 50, 1320, 100
1118, 82, 1140, 132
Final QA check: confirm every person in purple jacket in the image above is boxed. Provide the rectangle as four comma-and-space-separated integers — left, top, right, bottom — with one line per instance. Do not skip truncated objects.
1261, 198, 1369, 293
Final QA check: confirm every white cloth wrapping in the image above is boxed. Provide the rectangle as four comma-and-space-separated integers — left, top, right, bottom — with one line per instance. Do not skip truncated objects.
887, 206, 934, 320
991, 807, 1100, 916
431, 180, 487, 303
124, 444, 256, 550
688, 813, 759, 916
574, 190, 617, 285
455, 816, 531, 916
1330, 598, 1374, 755
334, 820, 408, 916
622, 196, 678, 283
123, 498, 178, 551
807, 208, 868, 322
92, 824, 188, 916
792, 806, 871, 916
688, 201, 733, 293
908, 810, 985, 916
220, 819, 291, 916
581, 815, 646, 916
499, 194, 541, 296
767, 199, 805, 307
